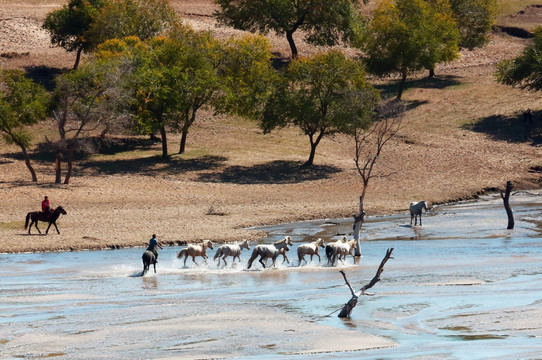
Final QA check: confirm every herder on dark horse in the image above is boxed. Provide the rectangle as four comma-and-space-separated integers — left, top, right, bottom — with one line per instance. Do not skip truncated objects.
25, 196, 67, 234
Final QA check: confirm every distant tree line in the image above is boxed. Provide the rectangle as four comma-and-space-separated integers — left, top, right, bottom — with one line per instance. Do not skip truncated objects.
1, 0, 504, 184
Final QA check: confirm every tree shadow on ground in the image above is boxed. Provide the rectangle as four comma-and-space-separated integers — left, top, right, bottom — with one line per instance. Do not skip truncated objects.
24, 65, 67, 91
375, 75, 462, 99
197, 160, 341, 184
463, 110, 542, 145
81, 155, 227, 176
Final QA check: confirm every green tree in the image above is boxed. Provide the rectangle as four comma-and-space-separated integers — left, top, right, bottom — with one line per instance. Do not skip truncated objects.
43, 0, 105, 69
214, 0, 368, 59
96, 29, 274, 158
362, 0, 459, 99
450, 0, 498, 50
87, 0, 179, 47
496, 27, 542, 91
0, 70, 49, 182
43, 0, 178, 70
261, 50, 379, 167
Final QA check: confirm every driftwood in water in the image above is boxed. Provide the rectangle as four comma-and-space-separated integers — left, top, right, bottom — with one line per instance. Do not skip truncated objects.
338, 248, 394, 318
500, 181, 514, 230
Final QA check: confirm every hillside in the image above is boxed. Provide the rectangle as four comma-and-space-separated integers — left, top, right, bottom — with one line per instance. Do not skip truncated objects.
0, 0, 541, 253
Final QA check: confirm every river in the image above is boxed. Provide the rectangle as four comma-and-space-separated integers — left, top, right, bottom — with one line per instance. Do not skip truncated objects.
1, 192, 541, 359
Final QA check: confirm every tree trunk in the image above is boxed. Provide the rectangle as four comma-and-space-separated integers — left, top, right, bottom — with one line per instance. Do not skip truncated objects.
353, 182, 368, 257
64, 150, 73, 184
338, 248, 394, 318
55, 155, 62, 184
396, 70, 407, 101
20, 144, 37, 182
286, 30, 298, 59
159, 125, 168, 159
428, 68, 435, 78
304, 141, 317, 167
501, 181, 514, 229
73, 47, 83, 70
179, 129, 188, 154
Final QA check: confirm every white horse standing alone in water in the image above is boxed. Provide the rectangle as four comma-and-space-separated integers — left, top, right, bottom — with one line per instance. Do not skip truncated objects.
297, 238, 326, 266
246, 237, 292, 269
214, 239, 250, 266
410, 200, 428, 226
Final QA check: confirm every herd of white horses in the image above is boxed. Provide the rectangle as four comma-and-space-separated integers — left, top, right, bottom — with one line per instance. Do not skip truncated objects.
173, 235, 356, 270
144, 200, 428, 274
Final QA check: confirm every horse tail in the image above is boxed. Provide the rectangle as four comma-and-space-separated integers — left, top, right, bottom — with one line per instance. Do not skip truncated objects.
325, 245, 333, 263
213, 248, 222, 261
24, 213, 30, 229
177, 249, 187, 258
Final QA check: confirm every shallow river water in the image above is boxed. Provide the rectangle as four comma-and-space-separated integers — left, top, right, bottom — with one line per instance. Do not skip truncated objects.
1, 192, 542, 359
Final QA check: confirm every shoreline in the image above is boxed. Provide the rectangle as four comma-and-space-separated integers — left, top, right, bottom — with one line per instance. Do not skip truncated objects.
2, 183, 539, 254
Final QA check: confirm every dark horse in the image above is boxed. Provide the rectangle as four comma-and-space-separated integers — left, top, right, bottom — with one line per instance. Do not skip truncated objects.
142, 250, 157, 275
24, 206, 67, 234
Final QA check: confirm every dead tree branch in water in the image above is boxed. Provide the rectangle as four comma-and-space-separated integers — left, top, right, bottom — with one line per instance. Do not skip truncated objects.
500, 181, 514, 230
338, 248, 394, 318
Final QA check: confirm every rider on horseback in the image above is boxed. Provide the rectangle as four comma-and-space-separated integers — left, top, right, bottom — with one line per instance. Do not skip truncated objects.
41, 196, 53, 220
147, 234, 163, 262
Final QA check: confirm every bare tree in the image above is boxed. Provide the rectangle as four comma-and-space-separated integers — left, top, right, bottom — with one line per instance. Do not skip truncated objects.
351, 100, 405, 256
338, 248, 394, 317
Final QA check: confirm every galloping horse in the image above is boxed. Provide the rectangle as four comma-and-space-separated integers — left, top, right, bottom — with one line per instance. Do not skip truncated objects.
246, 237, 291, 269
410, 200, 428, 226
24, 206, 67, 234
177, 240, 214, 266
325, 237, 348, 265
297, 238, 326, 266
326, 237, 356, 266
214, 239, 250, 267
142, 250, 157, 275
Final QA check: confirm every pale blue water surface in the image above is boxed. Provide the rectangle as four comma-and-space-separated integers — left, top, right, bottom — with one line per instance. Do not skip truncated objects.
1, 192, 541, 359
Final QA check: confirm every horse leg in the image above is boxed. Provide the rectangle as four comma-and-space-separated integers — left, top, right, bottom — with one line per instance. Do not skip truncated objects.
183, 256, 188, 267
298, 254, 304, 266
54, 222, 60, 234
419, 213, 422, 226
153, 262, 156, 273
259, 255, 267, 268
410, 214, 414, 226
222, 257, 228, 267
34, 221, 41, 234
315, 253, 321, 263
46, 222, 52, 234
192, 256, 199, 266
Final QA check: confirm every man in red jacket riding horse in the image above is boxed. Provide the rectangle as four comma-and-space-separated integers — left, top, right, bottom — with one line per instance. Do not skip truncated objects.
41, 196, 53, 219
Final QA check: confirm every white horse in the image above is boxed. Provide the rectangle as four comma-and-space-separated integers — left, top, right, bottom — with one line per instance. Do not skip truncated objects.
214, 239, 250, 266
325, 236, 348, 265
410, 200, 428, 226
246, 237, 291, 269
177, 240, 214, 266
332, 238, 356, 265
297, 238, 326, 266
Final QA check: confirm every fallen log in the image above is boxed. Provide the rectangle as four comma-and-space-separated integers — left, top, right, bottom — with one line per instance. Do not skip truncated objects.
338, 248, 394, 318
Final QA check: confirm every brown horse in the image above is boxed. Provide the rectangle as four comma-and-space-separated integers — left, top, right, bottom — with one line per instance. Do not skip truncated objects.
142, 250, 157, 275
24, 206, 67, 234
177, 240, 214, 266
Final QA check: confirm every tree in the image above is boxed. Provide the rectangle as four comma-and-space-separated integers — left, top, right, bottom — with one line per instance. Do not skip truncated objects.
501, 181, 514, 230
214, 0, 368, 59
96, 29, 274, 158
362, 0, 460, 99
50, 60, 123, 183
43, 0, 106, 69
43, 0, 178, 70
261, 50, 379, 167
349, 100, 405, 256
0, 70, 49, 182
450, 0, 498, 50
496, 27, 542, 91
86, 0, 179, 47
